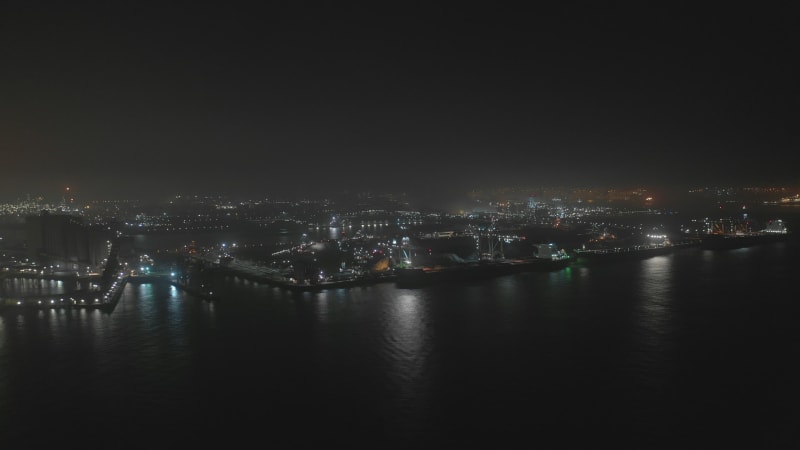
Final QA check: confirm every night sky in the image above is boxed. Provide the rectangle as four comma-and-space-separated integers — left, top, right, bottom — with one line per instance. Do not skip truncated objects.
1, 2, 797, 202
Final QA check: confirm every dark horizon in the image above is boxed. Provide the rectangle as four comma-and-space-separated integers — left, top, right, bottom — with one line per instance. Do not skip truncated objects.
2, 3, 797, 202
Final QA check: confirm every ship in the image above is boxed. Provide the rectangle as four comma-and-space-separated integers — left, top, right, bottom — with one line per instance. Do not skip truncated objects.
573, 243, 676, 261
395, 243, 572, 288
699, 219, 790, 250
571, 226, 695, 262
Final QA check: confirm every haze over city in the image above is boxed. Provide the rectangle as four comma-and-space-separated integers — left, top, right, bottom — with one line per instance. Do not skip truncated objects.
2, 5, 799, 448
2, 3, 796, 204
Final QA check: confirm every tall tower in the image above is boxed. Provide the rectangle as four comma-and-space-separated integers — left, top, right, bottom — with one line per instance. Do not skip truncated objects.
66, 186, 74, 205
61, 186, 77, 211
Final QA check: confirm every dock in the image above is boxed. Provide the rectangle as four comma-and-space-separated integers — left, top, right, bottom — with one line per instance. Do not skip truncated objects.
213, 263, 397, 292
1, 271, 128, 313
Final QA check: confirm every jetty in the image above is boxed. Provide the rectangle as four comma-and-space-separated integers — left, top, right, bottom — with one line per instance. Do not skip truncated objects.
187, 253, 396, 292
214, 260, 396, 292
1, 271, 127, 313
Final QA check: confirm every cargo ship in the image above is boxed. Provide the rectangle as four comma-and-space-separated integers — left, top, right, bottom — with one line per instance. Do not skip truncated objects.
395, 244, 572, 288
571, 223, 694, 261
573, 243, 675, 261
700, 219, 790, 250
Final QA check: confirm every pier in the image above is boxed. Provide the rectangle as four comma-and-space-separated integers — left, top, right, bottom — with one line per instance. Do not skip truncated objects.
213, 259, 396, 292
0, 272, 217, 312
1, 271, 127, 312
185, 253, 396, 292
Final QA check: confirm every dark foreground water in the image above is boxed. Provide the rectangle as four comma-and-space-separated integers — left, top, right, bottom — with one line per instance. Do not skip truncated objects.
2, 241, 799, 449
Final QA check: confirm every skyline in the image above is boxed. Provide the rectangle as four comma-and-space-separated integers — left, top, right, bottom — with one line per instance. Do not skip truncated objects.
3, 182, 799, 220
2, 3, 797, 202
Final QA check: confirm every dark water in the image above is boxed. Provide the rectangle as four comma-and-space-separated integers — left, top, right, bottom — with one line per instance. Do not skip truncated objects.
2, 241, 799, 448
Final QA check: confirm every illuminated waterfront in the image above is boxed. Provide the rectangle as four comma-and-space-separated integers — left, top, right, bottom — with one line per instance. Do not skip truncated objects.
2, 237, 799, 448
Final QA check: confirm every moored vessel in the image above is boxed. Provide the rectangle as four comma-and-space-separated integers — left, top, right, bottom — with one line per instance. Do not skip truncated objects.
700, 219, 790, 250
573, 243, 675, 261
395, 243, 572, 288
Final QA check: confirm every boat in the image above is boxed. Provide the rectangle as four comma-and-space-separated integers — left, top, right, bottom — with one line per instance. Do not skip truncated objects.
281, 273, 398, 292
700, 219, 790, 250
700, 231, 790, 250
573, 243, 675, 261
395, 248, 572, 288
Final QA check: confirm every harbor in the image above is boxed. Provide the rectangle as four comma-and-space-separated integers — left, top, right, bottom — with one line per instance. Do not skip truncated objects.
2, 201, 794, 309
6, 224, 799, 449
2, 224, 793, 311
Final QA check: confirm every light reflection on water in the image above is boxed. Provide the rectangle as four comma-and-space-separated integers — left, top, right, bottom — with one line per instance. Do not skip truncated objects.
1, 278, 76, 297
384, 291, 427, 380
631, 255, 676, 392
2, 241, 799, 448
636, 255, 674, 338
